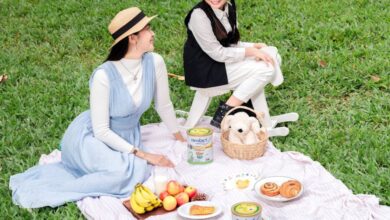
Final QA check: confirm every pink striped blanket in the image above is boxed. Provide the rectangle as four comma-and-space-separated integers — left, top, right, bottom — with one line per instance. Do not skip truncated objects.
38, 122, 390, 220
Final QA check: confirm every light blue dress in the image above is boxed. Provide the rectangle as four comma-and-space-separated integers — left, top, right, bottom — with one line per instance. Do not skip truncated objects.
9, 53, 156, 208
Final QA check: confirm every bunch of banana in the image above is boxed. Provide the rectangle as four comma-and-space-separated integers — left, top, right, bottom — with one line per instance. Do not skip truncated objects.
130, 183, 162, 214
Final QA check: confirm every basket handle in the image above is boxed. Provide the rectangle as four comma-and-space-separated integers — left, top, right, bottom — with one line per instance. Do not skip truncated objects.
220, 105, 266, 131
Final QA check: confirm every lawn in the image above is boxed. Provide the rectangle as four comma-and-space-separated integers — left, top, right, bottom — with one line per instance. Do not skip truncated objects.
0, 0, 389, 219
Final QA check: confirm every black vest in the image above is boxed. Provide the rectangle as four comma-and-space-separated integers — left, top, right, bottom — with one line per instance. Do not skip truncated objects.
183, 1, 240, 88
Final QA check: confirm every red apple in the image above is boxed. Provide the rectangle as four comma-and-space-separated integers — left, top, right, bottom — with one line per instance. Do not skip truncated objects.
159, 191, 170, 201
163, 195, 177, 211
166, 180, 181, 196
184, 186, 197, 199
175, 192, 189, 206
179, 185, 185, 193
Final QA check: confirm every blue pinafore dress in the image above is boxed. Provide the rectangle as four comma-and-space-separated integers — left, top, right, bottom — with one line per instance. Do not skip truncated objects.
9, 53, 156, 208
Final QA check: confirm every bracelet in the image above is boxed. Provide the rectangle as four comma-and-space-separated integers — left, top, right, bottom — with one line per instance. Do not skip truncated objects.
132, 147, 140, 155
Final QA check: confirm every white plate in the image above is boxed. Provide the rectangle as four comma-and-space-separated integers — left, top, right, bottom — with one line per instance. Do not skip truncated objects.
222, 172, 259, 191
253, 176, 304, 202
177, 201, 222, 219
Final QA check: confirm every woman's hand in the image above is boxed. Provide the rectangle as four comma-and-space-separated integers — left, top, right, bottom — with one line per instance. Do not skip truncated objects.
145, 153, 174, 167
254, 43, 267, 49
135, 150, 174, 167
173, 132, 186, 142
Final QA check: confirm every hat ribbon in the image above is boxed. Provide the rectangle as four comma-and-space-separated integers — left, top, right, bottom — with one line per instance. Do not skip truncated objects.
112, 11, 145, 39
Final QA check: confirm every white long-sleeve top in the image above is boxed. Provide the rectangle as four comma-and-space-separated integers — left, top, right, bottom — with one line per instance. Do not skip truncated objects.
188, 4, 255, 64
90, 52, 179, 153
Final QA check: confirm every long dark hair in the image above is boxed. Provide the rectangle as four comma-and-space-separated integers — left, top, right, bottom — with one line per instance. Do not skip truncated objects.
106, 30, 142, 61
201, 0, 240, 45
105, 37, 129, 61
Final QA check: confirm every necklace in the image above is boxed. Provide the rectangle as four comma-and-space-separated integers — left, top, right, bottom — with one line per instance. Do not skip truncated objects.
119, 60, 140, 81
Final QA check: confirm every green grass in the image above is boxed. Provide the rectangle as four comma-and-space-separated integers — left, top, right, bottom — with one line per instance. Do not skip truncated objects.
1, 0, 389, 218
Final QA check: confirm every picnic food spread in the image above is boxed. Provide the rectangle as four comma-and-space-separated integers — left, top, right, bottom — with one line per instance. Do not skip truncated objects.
124, 128, 304, 219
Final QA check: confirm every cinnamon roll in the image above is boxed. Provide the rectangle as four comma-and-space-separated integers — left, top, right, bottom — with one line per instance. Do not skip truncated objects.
260, 182, 280, 197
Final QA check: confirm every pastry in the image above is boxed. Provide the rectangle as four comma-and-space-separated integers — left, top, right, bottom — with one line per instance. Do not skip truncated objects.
236, 179, 250, 189
189, 205, 215, 215
280, 180, 301, 198
260, 182, 280, 196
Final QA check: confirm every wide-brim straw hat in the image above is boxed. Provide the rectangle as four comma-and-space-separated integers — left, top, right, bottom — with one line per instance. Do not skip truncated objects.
108, 7, 156, 47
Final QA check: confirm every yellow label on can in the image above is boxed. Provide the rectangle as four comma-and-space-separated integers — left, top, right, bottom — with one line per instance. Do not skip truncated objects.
232, 202, 261, 217
188, 128, 212, 136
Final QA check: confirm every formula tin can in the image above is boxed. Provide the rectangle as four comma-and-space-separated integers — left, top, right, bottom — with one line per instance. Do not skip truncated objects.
231, 202, 262, 220
187, 127, 213, 164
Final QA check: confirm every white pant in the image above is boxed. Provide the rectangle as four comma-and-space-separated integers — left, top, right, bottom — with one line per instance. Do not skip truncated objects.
194, 46, 283, 126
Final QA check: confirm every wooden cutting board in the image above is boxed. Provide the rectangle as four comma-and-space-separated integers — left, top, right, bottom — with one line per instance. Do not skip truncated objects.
123, 199, 173, 220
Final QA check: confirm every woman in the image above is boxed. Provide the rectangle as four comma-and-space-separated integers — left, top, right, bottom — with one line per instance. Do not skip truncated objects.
10, 7, 184, 208
184, 0, 284, 128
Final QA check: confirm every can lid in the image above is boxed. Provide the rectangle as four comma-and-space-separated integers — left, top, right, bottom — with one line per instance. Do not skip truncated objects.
231, 202, 262, 217
187, 127, 213, 136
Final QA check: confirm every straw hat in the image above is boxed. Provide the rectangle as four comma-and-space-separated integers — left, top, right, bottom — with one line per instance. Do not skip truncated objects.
108, 7, 156, 47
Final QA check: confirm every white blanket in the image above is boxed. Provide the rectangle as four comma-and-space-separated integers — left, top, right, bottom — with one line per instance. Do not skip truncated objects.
38, 122, 390, 220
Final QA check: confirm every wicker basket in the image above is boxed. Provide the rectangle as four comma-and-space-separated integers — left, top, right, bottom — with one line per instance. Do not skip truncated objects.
220, 106, 268, 160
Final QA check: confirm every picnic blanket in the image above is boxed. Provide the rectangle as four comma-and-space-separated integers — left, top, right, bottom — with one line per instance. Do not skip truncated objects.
38, 122, 390, 220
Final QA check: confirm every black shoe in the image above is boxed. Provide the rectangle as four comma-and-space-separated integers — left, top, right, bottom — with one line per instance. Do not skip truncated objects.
242, 99, 254, 109
210, 101, 233, 128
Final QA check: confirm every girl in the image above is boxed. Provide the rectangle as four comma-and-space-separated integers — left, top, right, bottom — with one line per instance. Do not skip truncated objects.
184, 0, 284, 128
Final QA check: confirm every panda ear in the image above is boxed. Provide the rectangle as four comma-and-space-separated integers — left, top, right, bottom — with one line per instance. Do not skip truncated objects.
250, 117, 261, 133
222, 115, 233, 130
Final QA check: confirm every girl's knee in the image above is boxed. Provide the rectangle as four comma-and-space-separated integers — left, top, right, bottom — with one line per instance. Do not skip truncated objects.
262, 46, 282, 65
276, 53, 282, 66
262, 46, 278, 55
253, 65, 275, 82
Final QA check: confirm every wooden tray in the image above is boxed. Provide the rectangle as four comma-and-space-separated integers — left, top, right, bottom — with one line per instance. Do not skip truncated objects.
123, 199, 172, 220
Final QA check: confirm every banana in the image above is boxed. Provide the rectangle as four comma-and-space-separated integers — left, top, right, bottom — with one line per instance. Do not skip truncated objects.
140, 184, 155, 196
139, 185, 159, 204
138, 186, 158, 204
153, 199, 162, 208
130, 193, 146, 214
145, 205, 154, 212
134, 187, 152, 208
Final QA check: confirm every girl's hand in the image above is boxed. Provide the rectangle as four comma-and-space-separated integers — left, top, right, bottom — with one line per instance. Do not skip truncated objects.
136, 151, 174, 167
173, 132, 186, 142
254, 43, 267, 49
254, 50, 275, 66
